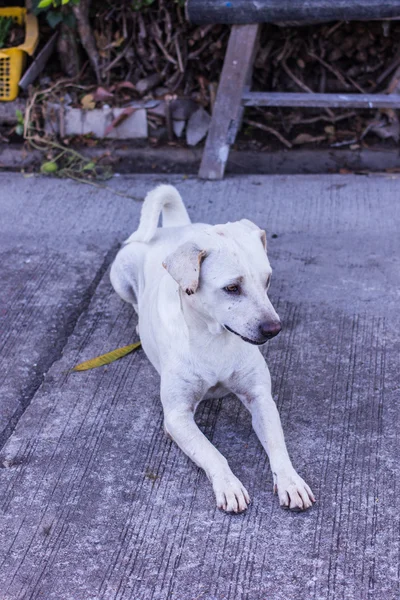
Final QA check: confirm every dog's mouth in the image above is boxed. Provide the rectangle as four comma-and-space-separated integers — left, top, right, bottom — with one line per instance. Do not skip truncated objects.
224, 325, 266, 346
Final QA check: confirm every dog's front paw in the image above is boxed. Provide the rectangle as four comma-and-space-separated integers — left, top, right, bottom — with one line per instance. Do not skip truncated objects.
213, 475, 251, 514
273, 470, 315, 511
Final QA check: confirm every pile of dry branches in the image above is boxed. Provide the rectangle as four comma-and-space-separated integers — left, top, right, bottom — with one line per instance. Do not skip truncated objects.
64, 0, 228, 104
245, 20, 400, 149
28, 2, 400, 150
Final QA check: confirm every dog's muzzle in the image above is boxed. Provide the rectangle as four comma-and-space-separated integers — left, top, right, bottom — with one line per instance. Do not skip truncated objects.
225, 322, 281, 345
258, 320, 282, 339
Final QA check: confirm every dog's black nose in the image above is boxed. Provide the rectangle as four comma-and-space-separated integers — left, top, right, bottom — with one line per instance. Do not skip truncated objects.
259, 321, 281, 339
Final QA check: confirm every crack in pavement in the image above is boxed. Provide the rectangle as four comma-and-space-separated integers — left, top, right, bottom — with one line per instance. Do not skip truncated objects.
0, 244, 119, 452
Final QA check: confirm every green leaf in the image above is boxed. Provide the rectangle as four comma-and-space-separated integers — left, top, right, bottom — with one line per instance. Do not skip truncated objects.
63, 13, 76, 28
71, 341, 141, 371
15, 124, 24, 136
40, 161, 58, 173
82, 161, 96, 171
46, 10, 63, 28
38, 0, 53, 7
0, 16, 13, 48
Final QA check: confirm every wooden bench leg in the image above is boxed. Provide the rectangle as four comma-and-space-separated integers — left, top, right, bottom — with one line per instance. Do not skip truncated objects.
198, 24, 259, 180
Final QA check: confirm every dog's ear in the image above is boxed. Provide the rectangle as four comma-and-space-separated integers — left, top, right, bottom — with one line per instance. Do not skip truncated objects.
258, 229, 267, 250
240, 219, 267, 250
163, 242, 207, 295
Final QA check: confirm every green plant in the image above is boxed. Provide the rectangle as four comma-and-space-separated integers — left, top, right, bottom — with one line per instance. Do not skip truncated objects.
15, 109, 24, 136
33, 0, 80, 29
0, 16, 13, 49
131, 0, 155, 11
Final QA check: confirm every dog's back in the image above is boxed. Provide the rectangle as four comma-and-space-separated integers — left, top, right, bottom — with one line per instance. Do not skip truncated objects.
111, 185, 191, 310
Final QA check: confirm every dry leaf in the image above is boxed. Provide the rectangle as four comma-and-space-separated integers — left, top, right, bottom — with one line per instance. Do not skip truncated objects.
81, 94, 95, 110
71, 341, 141, 372
94, 31, 108, 56
92, 87, 114, 102
370, 118, 399, 142
111, 35, 125, 48
292, 133, 326, 145
111, 81, 136, 92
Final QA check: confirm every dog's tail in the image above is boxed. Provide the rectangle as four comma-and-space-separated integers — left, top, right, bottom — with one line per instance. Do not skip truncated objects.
124, 184, 191, 244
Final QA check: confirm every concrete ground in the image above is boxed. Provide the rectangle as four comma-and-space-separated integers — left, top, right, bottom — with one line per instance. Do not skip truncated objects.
0, 172, 399, 600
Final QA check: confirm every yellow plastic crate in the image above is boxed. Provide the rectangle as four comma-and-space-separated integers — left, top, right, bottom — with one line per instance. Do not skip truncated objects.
0, 8, 38, 101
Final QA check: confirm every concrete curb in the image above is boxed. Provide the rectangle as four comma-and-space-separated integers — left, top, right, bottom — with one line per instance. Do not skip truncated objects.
1, 143, 400, 175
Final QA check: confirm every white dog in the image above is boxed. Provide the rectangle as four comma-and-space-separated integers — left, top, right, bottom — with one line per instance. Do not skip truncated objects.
110, 185, 315, 513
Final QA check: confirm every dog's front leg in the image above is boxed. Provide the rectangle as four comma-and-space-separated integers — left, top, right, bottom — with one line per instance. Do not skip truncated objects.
161, 374, 250, 513
234, 361, 315, 511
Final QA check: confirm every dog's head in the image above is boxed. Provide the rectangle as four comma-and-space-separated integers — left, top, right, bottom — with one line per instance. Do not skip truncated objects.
163, 219, 281, 345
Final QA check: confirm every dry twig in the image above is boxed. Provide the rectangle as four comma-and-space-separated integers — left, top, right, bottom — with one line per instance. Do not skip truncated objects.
244, 119, 293, 148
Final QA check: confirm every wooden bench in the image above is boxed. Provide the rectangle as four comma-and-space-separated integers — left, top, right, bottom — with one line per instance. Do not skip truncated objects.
187, 0, 400, 179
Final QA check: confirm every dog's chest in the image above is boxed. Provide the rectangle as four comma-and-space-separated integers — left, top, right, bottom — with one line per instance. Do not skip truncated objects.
191, 342, 242, 389
205, 381, 230, 399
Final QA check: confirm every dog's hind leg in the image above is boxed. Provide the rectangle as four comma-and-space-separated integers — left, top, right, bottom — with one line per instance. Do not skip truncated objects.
161, 372, 250, 513
111, 273, 138, 313
110, 244, 141, 314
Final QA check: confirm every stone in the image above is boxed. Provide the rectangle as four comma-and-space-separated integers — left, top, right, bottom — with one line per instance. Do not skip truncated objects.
65, 106, 148, 139
170, 98, 198, 120
186, 106, 211, 146
0, 98, 26, 125
44, 104, 148, 139
136, 73, 162, 95
172, 119, 186, 137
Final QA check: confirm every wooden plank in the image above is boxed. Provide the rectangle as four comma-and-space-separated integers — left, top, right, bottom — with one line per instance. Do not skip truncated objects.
198, 24, 259, 180
19, 32, 58, 90
242, 91, 400, 109
187, 0, 400, 24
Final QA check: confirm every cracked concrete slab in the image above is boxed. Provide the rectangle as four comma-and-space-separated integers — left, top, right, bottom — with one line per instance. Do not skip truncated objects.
0, 244, 111, 447
0, 173, 399, 600
0, 173, 146, 446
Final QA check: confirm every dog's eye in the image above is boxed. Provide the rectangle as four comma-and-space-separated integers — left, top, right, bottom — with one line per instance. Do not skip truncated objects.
223, 284, 240, 294
266, 275, 272, 290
